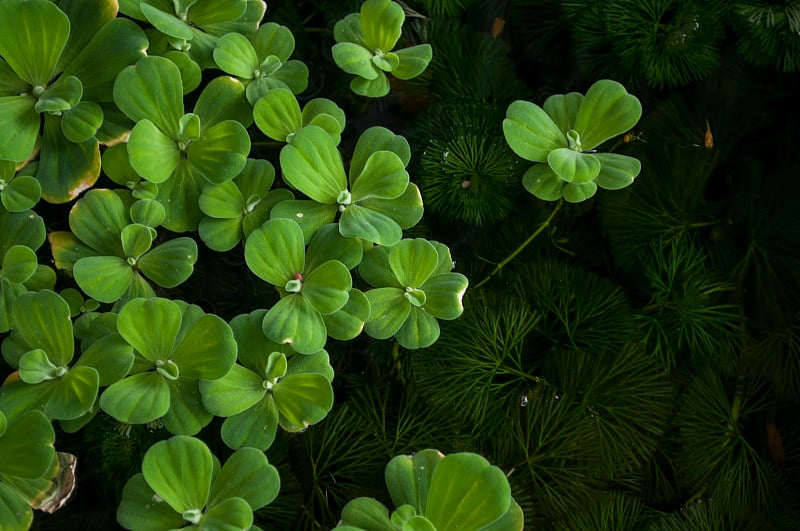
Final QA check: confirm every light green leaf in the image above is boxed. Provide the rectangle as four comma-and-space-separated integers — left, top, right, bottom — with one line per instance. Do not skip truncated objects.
200, 364, 265, 417
340, 204, 402, 246
142, 435, 214, 514
269, 200, 337, 243
199, 181, 243, 219
118, 474, 185, 531
163, 377, 212, 435
305, 223, 364, 272
253, 88, 302, 142
186, 120, 250, 184
1, 176, 41, 212
350, 73, 390, 98
121, 223, 154, 260
301, 260, 351, 315
214, 32, 258, 78
164, 50, 202, 94
188, 0, 247, 26
360, 0, 404, 52
385, 449, 442, 512
357, 245, 398, 288
198, 217, 244, 252
44, 365, 99, 420
268, 59, 309, 95
0, 410, 55, 479
130, 198, 167, 227
338, 497, 395, 531
280, 125, 347, 203
373, 52, 399, 72
200, 497, 253, 530
73, 256, 134, 303
118, 297, 181, 362
262, 295, 327, 355
563, 181, 598, 203
193, 75, 252, 130
543, 92, 583, 133
521, 164, 565, 201
0, 482, 33, 531
388, 239, 438, 288
18, 349, 60, 384
396, 308, 439, 349
503, 100, 567, 162
323, 288, 370, 341
245, 218, 305, 286
547, 148, 601, 184
302, 98, 345, 133
34, 75, 82, 113
0, 95, 38, 162
220, 397, 279, 451
113, 56, 184, 136
574, 79, 642, 150
127, 119, 180, 184
274, 373, 333, 432
421, 273, 468, 320
332, 42, 379, 80
425, 453, 512, 530
393, 44, 432, 80
60, 101, 103, 143
138, 237, 198, 288
170, 313, 236, 380
351, 151, 408, 201
140, 3, 193, 40
333, 13, 365, 46
593, 153, 641, 190
0, 0, 70, 85
99, 371, 170, 424
156, 159, 206, 232
12, 290, 74, 365
253, 22, 295, 62
38, 114, 101, 203
207, 447, 280, 510
74, 332, 135, 386
364, 287, 409, 340
2, 245, 37, 284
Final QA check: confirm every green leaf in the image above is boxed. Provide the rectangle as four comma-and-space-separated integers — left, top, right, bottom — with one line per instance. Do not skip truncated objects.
113, 56, 184, 137
200, 497, 253, 530
130, 198, 167, 227
200, 364, 265, 417
12, 290, 74, 365
62, 18, 149, 102
163, 377, 212, 435
18, 349, 59, 384
188, 0, 247, 26
547, 148, 601, 184
396, 308, 439, 349
421, 273, 468, 320
118, 297, 181, 362
138, 237, 198, 288
74, 332, 135, 386
61, 101, 103, 143
574, 79, 642, 150
253, 88, 302, 142
563, 181, 598, 203
0, 482, 33, 531
127, 119, 180, 184
280, 125, 347, 203
186, 120, 250, 184
38, 114, 101, 203
1, 176, 41, 212
351, 151, 408, 200
245, 218, 305, 286
193, 75, 252, 130
269, 200, 337, 243
305, 224, 364, 272
142, 435, 214, 514
332, 42, 380, 80
220, 397, 279, 451
253, 22, 296, 62
364, 287, 409, 339
99, 371, 170, 424
121, 223, 153, 260
350, 73, 390, 97
262, 295, 327, 355
373, 52, 399, 72
207, 447, 280, 510
388, 239, 438, 288
198, 217, 243, 252
481, 502, 524, 531
118, 474, 185, 531
156, 159, 206, 232
34, 76, 82, 113
140, 3, 193, 40
169, 314, 236, 380
0, 0, 70, 85
542, 92, 583, 134
360, 0, 404, 52
0, 95, 38, 162
302, 260, 352, 315
323, 288, 370, 341
503, 100, 567, 162
302, 98, 345, 133
340, 204, 402, 246
338, 497, 395, 531
273, 373, 333, 431
2, 245, 37, 284
334, 13, 365, 46
164, 50, 202, 94
73, 256, 134, 303
385, 449, 442, 512
0, 207, 46, 255
0, 410, 55, 479
593, 153, 641, 190
267, 59, 309, 95
393, 44, 432, 80
214, 32, 258, 78
425, 453, 512, 530
200, 180, 244, 219
357, 245, 399, 288
521, 164, 565, 201
44, 365, 99, 420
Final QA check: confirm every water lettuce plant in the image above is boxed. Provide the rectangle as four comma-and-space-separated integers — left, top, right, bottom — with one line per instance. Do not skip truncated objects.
332, 0, 433, 97
503, 79, 642, 203
334, 449, 523, 530
254, 88, 346, 144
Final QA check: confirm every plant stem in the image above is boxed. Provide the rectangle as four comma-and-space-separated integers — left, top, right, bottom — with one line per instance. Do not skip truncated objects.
473, 199, 563, 289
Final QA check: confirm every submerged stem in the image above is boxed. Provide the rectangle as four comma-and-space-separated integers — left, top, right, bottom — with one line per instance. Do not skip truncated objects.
473, 199, 563, 289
